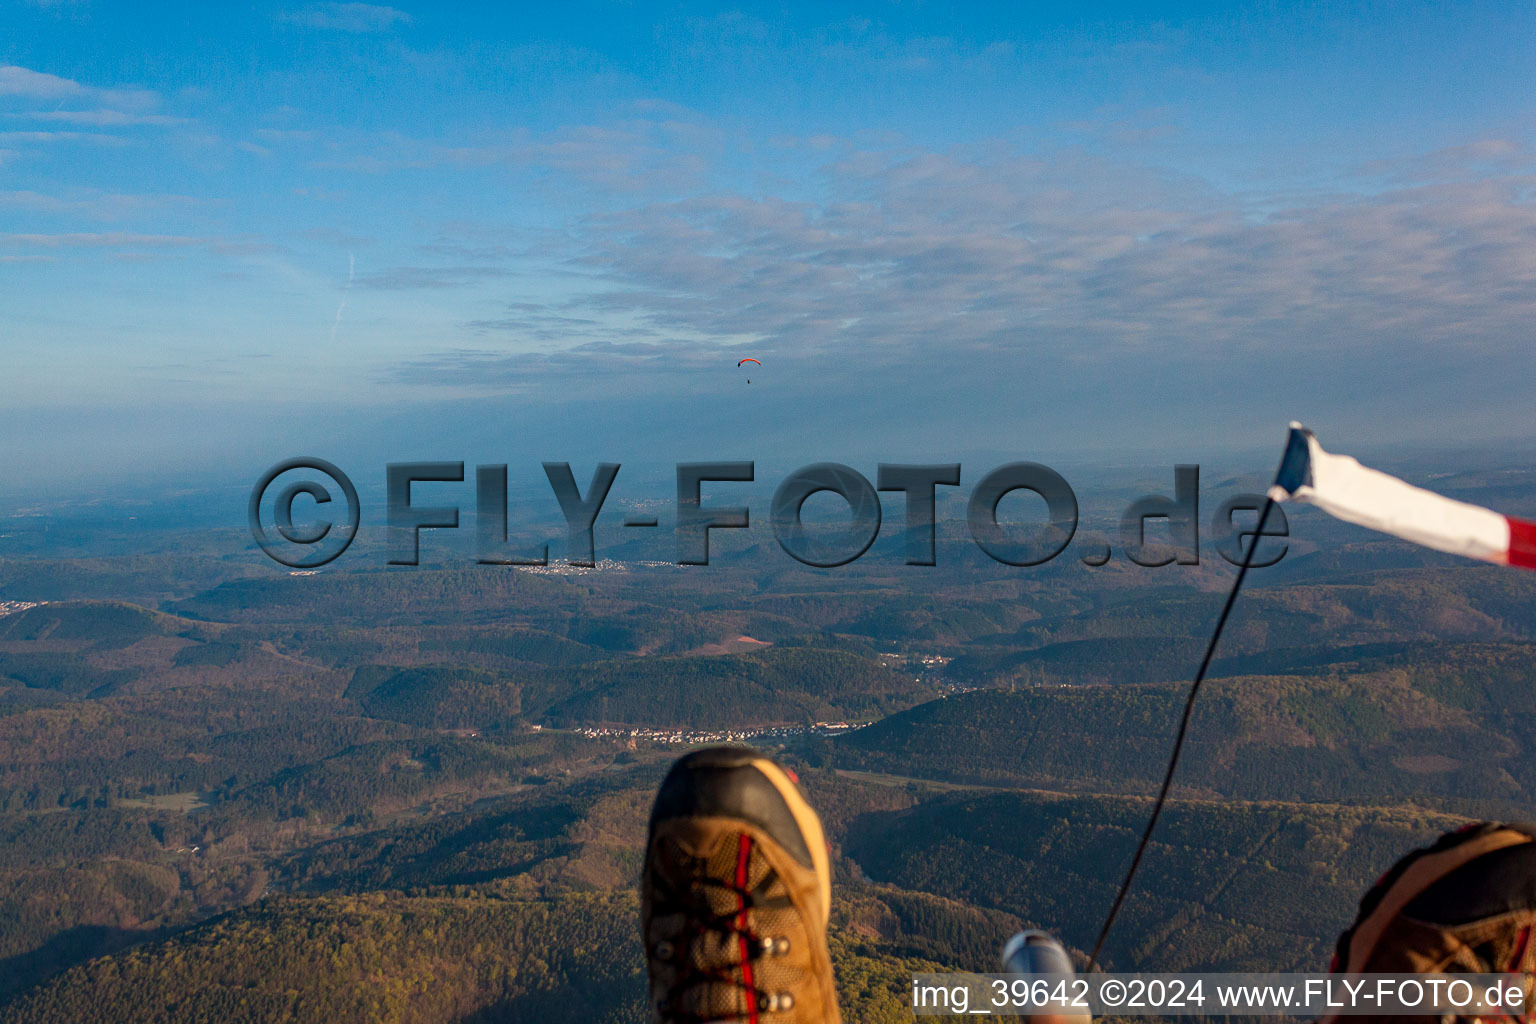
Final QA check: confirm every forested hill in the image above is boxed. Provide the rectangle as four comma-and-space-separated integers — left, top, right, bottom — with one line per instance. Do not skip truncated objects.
835, 643, 1536, 809
2, 879, 1022, 1024
2, 523, 1534, 1019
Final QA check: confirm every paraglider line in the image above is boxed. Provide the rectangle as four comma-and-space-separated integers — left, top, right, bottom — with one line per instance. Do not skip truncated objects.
1088, 495, 1277, 971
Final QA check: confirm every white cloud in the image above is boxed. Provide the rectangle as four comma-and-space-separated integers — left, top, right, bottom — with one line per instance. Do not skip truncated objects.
279, 3, 412, 33
1353, 139, 1534, 186
0, 189, 203, 219
559, 147, 1536, 360
0, 65, 82, 99
0, 130, 129, 145
386, 135, 1536, 425
314, 116, 719, 193
0, 232, 205, 248
6, 109, 186, 127
353, 264, 514, 290
0, 65, 162, 112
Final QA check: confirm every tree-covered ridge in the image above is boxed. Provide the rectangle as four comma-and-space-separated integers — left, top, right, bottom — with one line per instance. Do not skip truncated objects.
3, 891, 650, 1024
535, 647, 924, 728
0, 780, 1471, 1021
2, 883, 1009, 1024
835, 650, 1536, 811
846, 790, 1464, 971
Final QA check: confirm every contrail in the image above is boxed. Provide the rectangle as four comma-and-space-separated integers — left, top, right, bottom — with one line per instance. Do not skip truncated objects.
330, 251, 354, 343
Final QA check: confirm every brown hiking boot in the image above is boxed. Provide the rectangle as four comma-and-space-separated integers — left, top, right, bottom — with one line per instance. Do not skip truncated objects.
1323, 821, 1536, 1024
642, 746, 841, 1024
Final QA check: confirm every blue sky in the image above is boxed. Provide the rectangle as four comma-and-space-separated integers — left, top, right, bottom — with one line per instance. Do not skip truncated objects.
3, 1, 1536, 496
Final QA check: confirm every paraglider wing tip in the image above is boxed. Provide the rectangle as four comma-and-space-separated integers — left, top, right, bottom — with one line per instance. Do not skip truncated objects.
1273, 423, 1315, 497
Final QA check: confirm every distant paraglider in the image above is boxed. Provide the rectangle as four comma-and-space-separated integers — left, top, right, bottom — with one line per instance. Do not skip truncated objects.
738, 357, 760, 383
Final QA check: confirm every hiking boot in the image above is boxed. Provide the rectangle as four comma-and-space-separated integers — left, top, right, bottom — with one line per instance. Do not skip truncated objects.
1325, 821, 1536, 1024
642, 746, 841, 1024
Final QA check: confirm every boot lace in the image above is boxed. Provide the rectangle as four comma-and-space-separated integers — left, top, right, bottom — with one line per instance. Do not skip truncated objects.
651, 839, 795, 1024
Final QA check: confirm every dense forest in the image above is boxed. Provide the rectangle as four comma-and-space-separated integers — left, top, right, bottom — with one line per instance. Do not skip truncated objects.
2, 495, 1535, 1019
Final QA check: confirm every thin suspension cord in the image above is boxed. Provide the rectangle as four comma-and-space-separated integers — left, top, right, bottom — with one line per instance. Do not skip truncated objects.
1087, 496, 1278, 971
